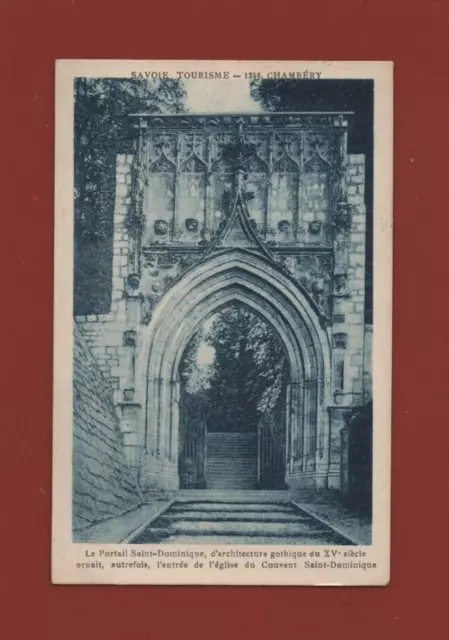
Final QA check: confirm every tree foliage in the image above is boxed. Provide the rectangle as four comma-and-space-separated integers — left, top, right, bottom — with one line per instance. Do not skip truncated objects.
250, 78, 373, 153
181, 305, 287, 433
74, 77, 186, 241
250, 78, 373, 324
74, 78, 186, 315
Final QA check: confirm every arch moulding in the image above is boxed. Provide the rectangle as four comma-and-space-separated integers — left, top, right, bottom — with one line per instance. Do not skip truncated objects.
134, 249, 333, 492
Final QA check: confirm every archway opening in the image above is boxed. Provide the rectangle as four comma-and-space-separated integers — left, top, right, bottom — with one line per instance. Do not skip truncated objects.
177, 302, 290, 490
140, 250, 331, 492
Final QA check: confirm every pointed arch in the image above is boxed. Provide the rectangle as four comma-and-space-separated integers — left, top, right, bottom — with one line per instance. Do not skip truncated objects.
211, 155, 234, 173
208, 192, 273, 260
243, 152, 269, 173
179, 153, 207, 173
273, 153, 300, 173
148, 152, 176, 173
303, 151, 330, 172
135, 249, 332, 491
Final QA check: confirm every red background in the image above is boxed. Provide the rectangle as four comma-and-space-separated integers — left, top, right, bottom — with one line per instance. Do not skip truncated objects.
1, 1, 448, 638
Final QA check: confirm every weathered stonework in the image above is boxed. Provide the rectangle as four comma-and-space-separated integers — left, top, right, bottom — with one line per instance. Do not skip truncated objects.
75, 113, 369, 494
73, 323, 140, 533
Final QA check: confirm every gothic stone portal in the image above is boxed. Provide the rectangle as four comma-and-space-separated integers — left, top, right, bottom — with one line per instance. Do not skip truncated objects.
76, 113, 368, 494
137, 250, 331, 491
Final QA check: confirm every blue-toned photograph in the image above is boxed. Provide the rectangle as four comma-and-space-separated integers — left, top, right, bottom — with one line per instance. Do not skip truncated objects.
72, 75, 374, 547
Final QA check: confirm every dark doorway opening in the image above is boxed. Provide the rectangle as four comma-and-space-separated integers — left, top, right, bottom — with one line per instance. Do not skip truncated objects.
178, 303, 289, 490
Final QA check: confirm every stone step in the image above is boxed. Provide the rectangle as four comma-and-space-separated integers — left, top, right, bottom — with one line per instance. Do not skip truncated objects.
207, 457, 257, 462
206, 463, 257, 467
206, 461, 257, 468
206, 430, 258, 493
207, 444, 257, 449
206, 460, 257, 465
207, 440, 257, 445
159, 511, 313, 523
207, 446, 257, 451
206, 470, 256, 476
207, 452, 257, 457
175, 490, 292, 501
206, 453, 258, 487
206, 485, 258, 491
205, 478, 257, 482
207, 435, 257, 450
171, 502, 296, 512
207, 433, 257, 439
207, 437, 257, 442
207, 457, 257, 463
206, 472, 257, 480
206, 482, 258, 489
137, 533, 345, 545
150, 520, 329, 537
206, 472, 257, 478
207, 449, 257, 451
129, 498, 353, 546
136, 525, 343, 545
206, 452, 257, 458
206, 473, 257, 479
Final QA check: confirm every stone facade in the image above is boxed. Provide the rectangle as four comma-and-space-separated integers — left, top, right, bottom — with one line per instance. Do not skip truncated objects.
75, 113, 369, 493
73, 323, 140, 532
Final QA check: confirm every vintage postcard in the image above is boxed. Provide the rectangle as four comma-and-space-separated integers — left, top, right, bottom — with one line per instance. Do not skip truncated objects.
53, 60, 393, 585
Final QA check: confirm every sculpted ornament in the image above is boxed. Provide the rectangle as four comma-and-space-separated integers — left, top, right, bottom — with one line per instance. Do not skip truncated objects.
332, 333, 348, 349
308, 220, 322, 235
154, 219, 169, 236
141, 249, 205, 304
140, 294, 159, 325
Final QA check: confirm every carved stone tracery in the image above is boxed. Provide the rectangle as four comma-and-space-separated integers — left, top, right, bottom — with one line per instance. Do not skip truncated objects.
125, 113, 354, 327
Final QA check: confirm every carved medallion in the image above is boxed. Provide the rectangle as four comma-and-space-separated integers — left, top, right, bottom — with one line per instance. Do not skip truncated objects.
154, 219, 169, 236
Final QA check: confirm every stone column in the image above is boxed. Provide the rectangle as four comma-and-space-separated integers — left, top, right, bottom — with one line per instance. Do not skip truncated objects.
114, 327, 142, 468
285, 380, 305, 488
202, 172, 212, 243
172, 134, 180, 241
122, 330, 136, 395
290, 381, 303, 471
327, 406, 347, 489
170, 380, 181, 460
154, 377, 162, 457
301, 379, 313, 473
202, 134, 212, 243
117, 401, 142, 468
265, 131, 274, 237
315, 406, 331, 490
159, 377, 171, 461
146, 376, 158, 457
125, 293, 141, 326
142, 375, 163, 488
285, 382, 292, 475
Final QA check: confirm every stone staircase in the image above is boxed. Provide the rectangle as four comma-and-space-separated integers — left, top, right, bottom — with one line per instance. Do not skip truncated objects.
206, 432, 258, 489
131, 495, 353, 545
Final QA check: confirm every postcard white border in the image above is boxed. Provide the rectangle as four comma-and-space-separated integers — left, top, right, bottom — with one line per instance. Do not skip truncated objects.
53, 60, 393, 585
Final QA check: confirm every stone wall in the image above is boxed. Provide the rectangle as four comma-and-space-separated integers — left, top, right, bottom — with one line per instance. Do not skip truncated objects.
73, 322, 140, 533
331, 153, 367, 399
75, 155, 134, 402
327, 153, 367, 488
